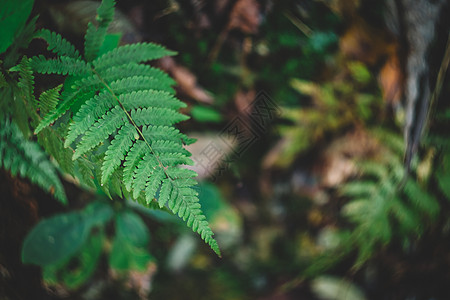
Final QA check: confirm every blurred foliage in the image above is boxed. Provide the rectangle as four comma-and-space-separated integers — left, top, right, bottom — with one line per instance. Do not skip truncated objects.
22, 200, 157, 289
2, 0, 450, 299
267, 61, 380, 168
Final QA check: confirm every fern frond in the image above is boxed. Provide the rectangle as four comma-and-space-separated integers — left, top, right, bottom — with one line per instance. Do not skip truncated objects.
15, 57, 35, 107
0, 119, 66, 203
339, 129, 437, 267
38, 84, 62, 117
93, 43, 176, 70
34, 29, 81, 59
84, 0, 115, 62
30, 55, 92, 76
31, 0, 220, 256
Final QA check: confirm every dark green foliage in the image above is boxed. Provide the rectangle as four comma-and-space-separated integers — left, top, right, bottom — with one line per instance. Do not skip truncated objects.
0, 118, 66, 203
22, 200, 156, 287
109, 210, 153, 271
30, 0, 220, 256
43, 231, 104, 289
84, 0, 115, 62
0, 0, 34, 54
30, 55, 92, 75
37, 84, 62, 117
22, 201, 113, 266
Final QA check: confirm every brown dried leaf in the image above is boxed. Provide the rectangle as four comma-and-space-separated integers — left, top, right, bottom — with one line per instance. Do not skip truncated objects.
379, 54, 403, 106
339, 19, 394, 65
313, 128, 379, 187
158, 57, 213, 104
228, 0, 261, 34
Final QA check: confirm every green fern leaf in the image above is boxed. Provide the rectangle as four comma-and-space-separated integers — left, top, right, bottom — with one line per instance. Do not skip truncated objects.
93, 43, 176, 70
38, 84, 62, 117
131, 107, 189, 126
30, 55, 92, 76
14, 57, 35, 108
98, 63, 175, 87
0, 119, 66, 203
151, 140, 191, 156
142, 125, 196, 146
34, 29, 81, 59
109, 75, 174, 94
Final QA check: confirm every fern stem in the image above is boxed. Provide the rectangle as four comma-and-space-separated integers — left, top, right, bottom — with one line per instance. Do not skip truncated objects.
92, 69, 170, 179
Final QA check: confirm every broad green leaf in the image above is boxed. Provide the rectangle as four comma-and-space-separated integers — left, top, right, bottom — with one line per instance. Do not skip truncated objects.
22, 212, 90, 266
43, 231, 104, 289
22, 201, 113, 267
109, 237, 152, 271
83, 200, 115, 227
97, 33, 122, 58
109, 211, 152, 271
0, 0, 34, 54
191, 105, 223, 123
115, 210, 149, 247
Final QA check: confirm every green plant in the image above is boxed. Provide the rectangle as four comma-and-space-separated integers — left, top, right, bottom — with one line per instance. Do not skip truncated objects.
339, 129, 440, 268
0, 118, 66, 203
21, 199, 158, 288
0, 0, 220, 281
268, 62, 379, 168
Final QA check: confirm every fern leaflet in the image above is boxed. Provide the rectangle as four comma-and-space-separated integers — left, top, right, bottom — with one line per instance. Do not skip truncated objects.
34, 29, 81, 59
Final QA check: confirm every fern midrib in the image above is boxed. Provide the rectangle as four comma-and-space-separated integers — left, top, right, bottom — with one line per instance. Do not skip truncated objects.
91, 68, 173, 183
92, 68, 221, 254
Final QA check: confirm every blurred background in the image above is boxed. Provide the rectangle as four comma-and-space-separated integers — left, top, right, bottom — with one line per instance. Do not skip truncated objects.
2, 0, 450, 299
